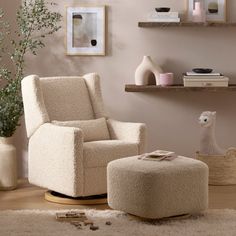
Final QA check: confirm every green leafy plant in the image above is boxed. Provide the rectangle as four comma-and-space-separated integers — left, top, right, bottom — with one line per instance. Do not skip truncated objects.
0, 0, 62, 137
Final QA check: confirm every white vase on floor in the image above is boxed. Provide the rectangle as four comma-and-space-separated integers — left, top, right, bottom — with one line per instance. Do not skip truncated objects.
0, 137, 17, 190
135, 56, 163, 86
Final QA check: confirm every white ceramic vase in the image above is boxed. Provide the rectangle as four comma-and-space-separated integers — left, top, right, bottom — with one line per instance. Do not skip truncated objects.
0, 137, 17, 190
135, 56, 163, 86
193, 1, 206, 23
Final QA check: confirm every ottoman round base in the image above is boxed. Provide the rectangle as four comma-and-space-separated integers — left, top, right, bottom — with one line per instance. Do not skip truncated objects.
108, 156, 208, 219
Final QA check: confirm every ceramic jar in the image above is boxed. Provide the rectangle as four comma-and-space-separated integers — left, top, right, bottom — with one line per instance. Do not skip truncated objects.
193, 1, 206, 23
135, 56, 163, 86
0, 137, 17, 190
159, 73, 174, 86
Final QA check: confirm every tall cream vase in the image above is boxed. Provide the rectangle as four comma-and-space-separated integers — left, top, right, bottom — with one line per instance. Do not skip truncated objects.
0, 137, 17, 190
135, 56, 163, 86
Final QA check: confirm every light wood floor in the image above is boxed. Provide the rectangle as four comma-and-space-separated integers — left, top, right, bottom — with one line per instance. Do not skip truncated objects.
0, 179, 236, 210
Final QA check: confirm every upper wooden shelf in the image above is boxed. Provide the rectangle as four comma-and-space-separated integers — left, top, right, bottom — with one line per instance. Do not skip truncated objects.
138, 22, 236, 28
125, 84, 236, 92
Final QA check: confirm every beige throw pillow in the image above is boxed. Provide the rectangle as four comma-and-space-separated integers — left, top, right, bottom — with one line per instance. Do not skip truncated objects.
52, 118, 110, 142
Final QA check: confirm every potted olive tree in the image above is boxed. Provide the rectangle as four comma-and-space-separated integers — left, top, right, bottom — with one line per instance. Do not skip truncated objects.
0, 0, 62, 190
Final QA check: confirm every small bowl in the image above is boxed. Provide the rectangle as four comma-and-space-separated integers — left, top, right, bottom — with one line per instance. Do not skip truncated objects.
192, 68, 213, 74
208, 9, 218, 14
155, 7, 171, 13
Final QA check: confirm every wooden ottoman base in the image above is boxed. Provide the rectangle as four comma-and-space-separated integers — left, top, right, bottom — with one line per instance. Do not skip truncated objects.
45, 191, 107, 205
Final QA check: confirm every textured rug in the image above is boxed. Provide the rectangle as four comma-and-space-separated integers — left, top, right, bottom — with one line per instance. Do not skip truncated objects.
1, 209, 236, 236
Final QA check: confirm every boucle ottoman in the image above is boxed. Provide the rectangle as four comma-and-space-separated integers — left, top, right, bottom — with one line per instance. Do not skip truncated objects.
107, 155, 208, 219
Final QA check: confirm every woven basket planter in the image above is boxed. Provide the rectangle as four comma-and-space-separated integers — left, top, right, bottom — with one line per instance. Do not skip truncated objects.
196, 148, 236, 185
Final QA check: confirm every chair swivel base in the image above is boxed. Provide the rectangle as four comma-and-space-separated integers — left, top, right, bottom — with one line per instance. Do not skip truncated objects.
45, 191, 107, 205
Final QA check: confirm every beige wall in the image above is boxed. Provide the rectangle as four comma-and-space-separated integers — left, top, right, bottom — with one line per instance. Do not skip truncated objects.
2, 0, 236, 177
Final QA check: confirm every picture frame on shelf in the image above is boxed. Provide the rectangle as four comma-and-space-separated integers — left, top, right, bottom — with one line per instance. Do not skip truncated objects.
66, 6, 106, 56
187, 0, 227, 22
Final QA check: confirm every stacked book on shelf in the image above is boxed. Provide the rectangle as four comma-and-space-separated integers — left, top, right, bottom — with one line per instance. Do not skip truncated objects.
147, 12, 180, 23
183, 72, 229, 87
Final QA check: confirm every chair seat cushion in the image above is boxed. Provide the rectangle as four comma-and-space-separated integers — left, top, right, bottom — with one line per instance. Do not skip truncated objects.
83, 140, 139, 168
52, 118, 110, 142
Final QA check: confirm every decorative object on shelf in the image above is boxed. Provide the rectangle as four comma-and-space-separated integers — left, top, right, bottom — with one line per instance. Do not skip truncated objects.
147, 10, 180, 22
197, 111, 236, 185
155, 7, 170, 13
135, 56, 163, 86
66, 6, 106, 56
192, 1, 206, 22
192, 68, 213, 73
0, 1, 61, 190
198, 111, 225, 155
188, 0, 226, 22
159, 73, 174, 86
0, 137, 17, 190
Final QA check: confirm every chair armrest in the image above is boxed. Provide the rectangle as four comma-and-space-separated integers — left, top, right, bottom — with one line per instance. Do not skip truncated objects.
28, 123, 84, 197
107, 119, 147, 154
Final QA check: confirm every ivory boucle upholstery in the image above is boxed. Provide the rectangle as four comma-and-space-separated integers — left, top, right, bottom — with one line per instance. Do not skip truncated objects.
22, 73, 147, 197
108, 156, 208, 219
52, 118, 110, 142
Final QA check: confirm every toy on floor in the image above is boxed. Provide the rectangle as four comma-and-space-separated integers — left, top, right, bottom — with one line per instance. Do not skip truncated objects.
56, 211, 112, 231
199, 111, 226, 155
197, 111, 236, 185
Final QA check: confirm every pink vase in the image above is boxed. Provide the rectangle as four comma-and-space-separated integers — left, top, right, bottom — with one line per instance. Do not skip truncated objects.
193, 2, 206, 22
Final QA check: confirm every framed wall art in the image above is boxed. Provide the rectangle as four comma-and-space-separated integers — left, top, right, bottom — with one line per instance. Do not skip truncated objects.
187, 0, 226, 22
66, 6, 106, 56
205, 0, 226, 22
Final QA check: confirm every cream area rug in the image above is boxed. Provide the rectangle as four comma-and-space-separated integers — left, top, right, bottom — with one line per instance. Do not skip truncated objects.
1, 209, 236, 236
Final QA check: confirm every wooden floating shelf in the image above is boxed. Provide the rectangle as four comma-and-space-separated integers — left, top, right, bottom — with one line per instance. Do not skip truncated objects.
138, 22, 236, 28
125, 84, 236, 92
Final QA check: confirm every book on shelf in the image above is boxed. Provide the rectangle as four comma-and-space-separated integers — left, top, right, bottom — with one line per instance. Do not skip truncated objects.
183, 72, 224, 80
183, 77, 229, 87
149, 12, 179, 18
184, 75, 225, 80
147, 12, 180, 22
147, 18, 180, 23
186, 72, 222, 76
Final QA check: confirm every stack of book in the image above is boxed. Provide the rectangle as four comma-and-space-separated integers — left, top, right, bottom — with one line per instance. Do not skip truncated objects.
147, 12, 180, 23
183, 72, 229, 87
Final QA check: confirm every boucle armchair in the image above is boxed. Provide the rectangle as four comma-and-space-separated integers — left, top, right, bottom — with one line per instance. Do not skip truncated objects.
21, 73, 146, 197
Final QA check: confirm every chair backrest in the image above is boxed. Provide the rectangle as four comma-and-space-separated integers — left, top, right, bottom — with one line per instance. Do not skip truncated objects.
22, 73, 106, 137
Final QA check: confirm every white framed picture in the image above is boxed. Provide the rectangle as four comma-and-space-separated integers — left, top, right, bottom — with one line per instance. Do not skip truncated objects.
66, 6, 106, 56
187, 0, 226, 22
205, 0, 226, 22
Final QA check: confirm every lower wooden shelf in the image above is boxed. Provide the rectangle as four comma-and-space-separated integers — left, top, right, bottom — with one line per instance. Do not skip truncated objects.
125, 84, 236, 92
